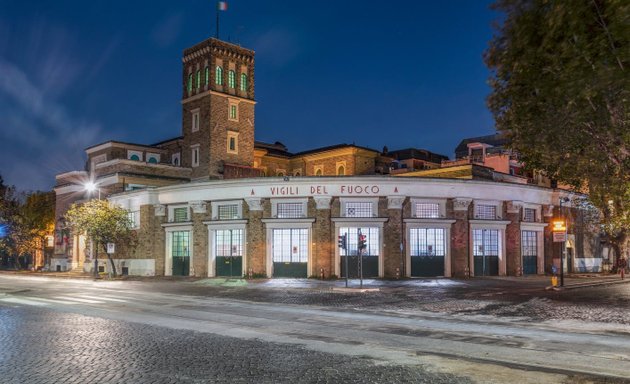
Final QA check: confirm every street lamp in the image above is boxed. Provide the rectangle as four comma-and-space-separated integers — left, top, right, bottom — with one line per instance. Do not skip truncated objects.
84, 181, 101, 199
558, 197, 570, 287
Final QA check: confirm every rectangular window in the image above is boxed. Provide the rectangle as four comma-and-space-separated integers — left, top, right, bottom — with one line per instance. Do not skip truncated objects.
229, 104, 238, 120
339, 227, 379, 256
272, 228, 308, 263
409, 228, 445, 256
173, 207, 188, 222
229, 137, 236, 151
215, 229, 243, 256
523, 208, 536, 222
475, 204, 497, 220
277, 203, 303, 218
172, 231, 190, 257
217, 204, 239, 220
472, 229, 499, 256
345, 202, 373, 218
191, 146, 200, 167
521, 230, 537, 257
192, 111, 200, 132
414, 203, 440, 218
127, 211, 140, 228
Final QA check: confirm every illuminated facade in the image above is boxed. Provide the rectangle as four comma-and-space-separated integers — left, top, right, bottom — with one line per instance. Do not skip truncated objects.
52, 37, 602, 277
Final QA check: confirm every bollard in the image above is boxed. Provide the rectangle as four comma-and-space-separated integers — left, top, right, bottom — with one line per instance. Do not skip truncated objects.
320, 268, 325, 280
395, 267, 400, 279
551, 275, 558, 287
247, 267, 253, 279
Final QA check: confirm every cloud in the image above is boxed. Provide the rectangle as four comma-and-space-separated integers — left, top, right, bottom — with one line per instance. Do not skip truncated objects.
0, 58, 101, 192
151, 13, 184, 48
253, 27, 301, 68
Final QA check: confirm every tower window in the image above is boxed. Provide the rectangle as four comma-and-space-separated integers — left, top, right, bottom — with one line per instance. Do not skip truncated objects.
204, 66, 209, 86
215, 66, 223, 85
228, 70, 236, 88
230, 105, 237, 120
187, 73, 193, 93
191, 110, 200, 132
196, 70, 201, 89
240, 74, 247, 91
229, 137, 236, 151
227, 132, 239, 154
191, 145, 200, 167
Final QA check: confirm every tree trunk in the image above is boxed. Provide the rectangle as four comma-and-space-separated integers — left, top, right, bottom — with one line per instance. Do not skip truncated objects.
93, 240, 99, 278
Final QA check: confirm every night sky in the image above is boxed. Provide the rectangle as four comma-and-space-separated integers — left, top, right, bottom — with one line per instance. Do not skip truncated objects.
0, 0, 497, 191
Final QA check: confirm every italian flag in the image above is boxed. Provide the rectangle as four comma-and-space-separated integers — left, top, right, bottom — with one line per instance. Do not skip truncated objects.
218, 1, 228, 11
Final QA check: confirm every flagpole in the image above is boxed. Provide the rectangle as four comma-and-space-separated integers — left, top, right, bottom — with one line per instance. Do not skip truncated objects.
216, 5, 220, 39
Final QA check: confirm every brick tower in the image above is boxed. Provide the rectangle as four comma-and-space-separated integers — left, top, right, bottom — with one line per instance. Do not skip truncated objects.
181, 38, 255, 180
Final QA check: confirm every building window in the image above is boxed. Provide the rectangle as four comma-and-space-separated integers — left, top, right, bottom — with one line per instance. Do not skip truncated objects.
172, 207, 189, 223
240, 73, 247, 91
523, 208, 536, 222
272, 229, 308, 263
415, 203, 440, 218
314, 166, 323, 176
127, 150, 143, 162
216, 229, 243, 257
192, 110, 200, 132
475, 204, 497, 220
228, 70, 236, 88
228, 103, 238, 121
410, 228, 445, 256
277, 203, 304, 218
172, 153, 180, 166
218, 204, 239, 220
187, 73, 193, 93
127, 211, 140, 229
337, 165, 345, 175
473, 229, 499, 256
191, 145, 200, 167
345, 202, 373, 218
227, 132, 239, 154
204, 66, 209, 86
339, 227, 379, 256
215, 66, 223, 85
196, 70, 201, 89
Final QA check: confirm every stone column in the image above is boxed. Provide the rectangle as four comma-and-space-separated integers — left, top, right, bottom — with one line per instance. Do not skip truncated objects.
505, 201, 523, 276
245, 198, 265, 276
190, 201, 209, 277
312, 196, 332, 278
384, 196, 405, 278
451, 198, 472, 278
153, 204, 166, 276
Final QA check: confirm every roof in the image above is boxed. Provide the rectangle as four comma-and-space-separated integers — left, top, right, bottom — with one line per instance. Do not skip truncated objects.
454, 132, 509, 158
151, 136, 184, 147
291, 143, 379, 157
387, 148, 449, 163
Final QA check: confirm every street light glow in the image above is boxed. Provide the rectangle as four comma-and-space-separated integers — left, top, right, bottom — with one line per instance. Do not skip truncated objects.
85, 182, 97, 192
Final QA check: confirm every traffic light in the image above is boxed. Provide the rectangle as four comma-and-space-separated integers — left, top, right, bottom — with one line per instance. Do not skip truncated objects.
337, 234, 347, 250
358, 234, 367, 251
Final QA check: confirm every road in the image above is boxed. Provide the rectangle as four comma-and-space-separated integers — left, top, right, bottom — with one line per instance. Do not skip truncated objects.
1, 274, 629, 383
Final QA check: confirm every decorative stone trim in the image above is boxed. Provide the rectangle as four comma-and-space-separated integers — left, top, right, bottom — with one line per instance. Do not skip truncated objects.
507, 200, 523, 214
452, 198, 473, 211
314, 196, 332, 210
245, 198, 263, 211
543, 204, 554, 217
387, 196, 405, 209
154, 205, 166, 216
190, 201, 207, 214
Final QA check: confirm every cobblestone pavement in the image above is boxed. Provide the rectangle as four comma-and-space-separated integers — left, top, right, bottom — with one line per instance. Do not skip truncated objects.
0, 305, 470, 384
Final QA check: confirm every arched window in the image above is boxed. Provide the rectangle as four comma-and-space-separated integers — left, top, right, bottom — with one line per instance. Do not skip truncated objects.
337, 166, 345, 176
228, 70, 236, 88
315, 168, 323, 176
148, 157, 158, 164
130, 154, 140, 161
215, 66, 223, 85
204, 66, 209, 86
196, 70, 201, 89
277, 171, 284, 177
240, 74, 247, 91
187, 74, 193, 93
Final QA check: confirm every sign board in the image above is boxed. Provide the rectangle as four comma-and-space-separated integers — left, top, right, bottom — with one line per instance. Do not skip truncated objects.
553, 232, 566, 243
106, 243, 115, 254
552, 220, 567, 232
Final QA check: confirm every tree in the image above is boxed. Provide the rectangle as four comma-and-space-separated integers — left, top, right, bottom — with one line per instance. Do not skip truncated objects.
65, 200, 136, 277
485, 0, 629, 259
17, 192, 55, 268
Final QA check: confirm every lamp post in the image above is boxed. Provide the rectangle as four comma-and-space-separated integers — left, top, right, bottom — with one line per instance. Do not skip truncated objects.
558, 197, 569, 287
84, 181, 101, 277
